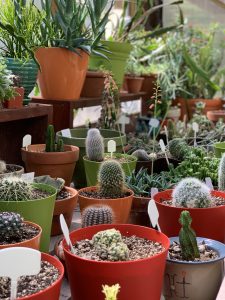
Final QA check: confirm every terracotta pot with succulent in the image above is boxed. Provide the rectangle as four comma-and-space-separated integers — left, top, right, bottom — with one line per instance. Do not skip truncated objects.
79, 160, 134, 223
3, 75, 24, 109
34, 175, 78, 236
0, 176, 57, 252
63, 224, 170, 300
0, 57, 16, 108
21, 124, 79, 186
0, 212, 42, 250
163, 211, 225, 300
0, 159, 24, 179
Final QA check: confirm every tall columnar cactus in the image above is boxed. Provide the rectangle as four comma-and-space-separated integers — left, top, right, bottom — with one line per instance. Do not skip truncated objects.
0, 212, 23, 240
218, 153, 225, 191
172, 177, 211, 208
102, 284, 120, 300
168, 138, 189, 160
132, 149, 150, 161
56, 138, 64, 152
81, 205, 113, 228
179, 210, 200, 261
85, 128, 104, 161
0, 160, 6, 173
98, 160, 125, 198
45, 124, 55, 152
0, 177, 33, 201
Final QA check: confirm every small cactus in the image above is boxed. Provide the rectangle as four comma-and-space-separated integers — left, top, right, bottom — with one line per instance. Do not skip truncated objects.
179, 210, 200, 261
0, 212, 23, 240
218, 153, 225, 191
0, 160, 6, 173
81, 205, 113, 228
85, 128, 104, 161
0, 177, 33, 201
132, 149, 150, 161
172, 178, 211, 208
168, 138, 189, 160
102, 284, 120, 300
45, 124, 55, 152
108, 242, 129, 261
56, 137, 64, 152
93, 228, 122, 248
98, 160, 125, 198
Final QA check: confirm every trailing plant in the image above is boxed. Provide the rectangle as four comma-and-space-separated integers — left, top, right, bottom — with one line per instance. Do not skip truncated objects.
0, 176, 33, 201
179, 210, 200, 261
81, 205, 113, 228
102, 284, 120, 300
218, 153, 225, 191
45, 125, 64, 152
0, 212, 24, 240
85, 128, 104, 162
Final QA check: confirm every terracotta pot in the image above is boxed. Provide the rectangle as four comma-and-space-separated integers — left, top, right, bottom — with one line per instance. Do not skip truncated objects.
128, 196, 151, 226
207, 110, 225, 122
154, 189, 225, 243
63, 224, 170, 300
126, 76, 144, 93
0, 221, 42, 250
3, 87, 24, 109
78, 186, 133, 223
51, 186, 78, 236
80, 71, 105, 98
177, 98, 222, 120
35, 47, 89, 100
21, 144, 79, 186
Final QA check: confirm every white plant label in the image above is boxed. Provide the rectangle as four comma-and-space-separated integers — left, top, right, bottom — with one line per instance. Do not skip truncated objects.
148, 199, 161, 232
205, 177, 214, 190
164, 125, 169, 145
151, 187, 159, 199
118, 114, 130, 134
61, 129, 71, 138
0, 247, 41, 300
22, 134, 32, 150
148, 118, 160, 137
21, 172, 35, 183
107, 140, 116, 158
192, 122, 199, 147
159, 139, 170, 166
60, 214, 75, 254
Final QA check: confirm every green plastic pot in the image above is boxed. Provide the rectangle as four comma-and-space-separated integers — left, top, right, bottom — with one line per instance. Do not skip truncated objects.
0, 183, 56, 252
89, 41, 132, 87
6, 58, 38, 103
83, 153, 137, 186
56, 128, 126, 188
214, 142, 225, 158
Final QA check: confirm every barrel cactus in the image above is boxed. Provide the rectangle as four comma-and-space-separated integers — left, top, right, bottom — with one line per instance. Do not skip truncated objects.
85, 128, 104, 161
81, 205, 113, 228
172, 178, 211, 208
132, 149, 150, 161
0, 212, 23, 240
0, 177, 33, 201
168, 138, 189, 160
179, 210, 200, 261
98, 160, 125, 198
218, 153, 225, 191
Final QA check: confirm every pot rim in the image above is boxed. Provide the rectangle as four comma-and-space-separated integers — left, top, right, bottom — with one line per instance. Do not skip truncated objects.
83, 153, 137, 163
21, 144, 79, 155
78, 186, 134, 200
167, 237, 225, 265
55, 186, 78, 204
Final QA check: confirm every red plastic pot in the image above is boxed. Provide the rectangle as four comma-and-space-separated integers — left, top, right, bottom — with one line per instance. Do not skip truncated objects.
63, 224, 170, 300
154, 189, 225, 243
19, 252, 64, 300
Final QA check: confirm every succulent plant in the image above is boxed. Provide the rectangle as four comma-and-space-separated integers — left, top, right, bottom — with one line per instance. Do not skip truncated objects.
85, 128, 104, 162
172, 177, 211, 208
179, 210, 200, 261
0, 160, 6, 173
218, 153, 225, 191
98, 160, 125, 198
168, 138, 189, 160
102, 284, 120, 300
45, 125, 64, 152
0, 177, 33, 201
81, 205, 113, 228
92, 228, 122, 248
34, 175, 65, 193
108, 242, 129, 261
132, 149, 150, 161
0, 212, 23, 239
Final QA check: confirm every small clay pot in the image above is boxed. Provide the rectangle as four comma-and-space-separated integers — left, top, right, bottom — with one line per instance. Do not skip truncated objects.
3, 87, 24, 109
207, 110, 225, 123
126, 76, 144, 93
80, 71, 105, 98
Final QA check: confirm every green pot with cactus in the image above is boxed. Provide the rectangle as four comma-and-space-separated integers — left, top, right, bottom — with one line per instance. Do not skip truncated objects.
213, 142, 225, 158
0, 177, 57, 252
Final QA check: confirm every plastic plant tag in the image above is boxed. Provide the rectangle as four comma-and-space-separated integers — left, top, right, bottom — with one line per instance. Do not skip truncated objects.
107, 140, 116, 158
159, 139, 169, 166
151, 187, 159, 199
164, 125, 169, 145
22, 134, 32, 151
205, 177, 214, 190
148, 118, 160, 137
21, 172, 35, 183
60, 214, 75, 254
118, 114, 130, 134
61, 129, 71, 138
192, 122, 199, 147
0, 247, 41, 300
148, 199, 161, 232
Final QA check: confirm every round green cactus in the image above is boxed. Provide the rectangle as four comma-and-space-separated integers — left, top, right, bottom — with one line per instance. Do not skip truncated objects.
132, 149, 150, 161
168, 138, 189, 160
0, 212, 23, 239
82, 205, 113, 228
0, 177, 33, 201
85, 128, 104, 162
92, 228, 122, 248
108, 242, 129, 261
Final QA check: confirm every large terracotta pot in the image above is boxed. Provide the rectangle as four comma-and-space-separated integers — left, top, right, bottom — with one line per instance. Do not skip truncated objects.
154, 189, 225, 243
51, 186, 78, 236
0, 221, 42, 250
81, 71, 105, 98
78, 186, 133, 223
3, 87, 24, 109
128, 196, 151, 226
63, 224, 170, 300
126, 76, 144, 93
35, 47, 89, 100
21, 144, 79, 186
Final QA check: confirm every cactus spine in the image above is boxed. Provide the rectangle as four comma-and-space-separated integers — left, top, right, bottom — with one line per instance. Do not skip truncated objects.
45, 124, 55, 152
0, 212, 23, 240
132, 149, 150, 161
85, 128, 104, 161
0, 177, 33, 201
81, 205, 113, 228
218, 153, 225, 191
179, 210, 200, 261
102, 284, 120, 300
98, 160, 125, 198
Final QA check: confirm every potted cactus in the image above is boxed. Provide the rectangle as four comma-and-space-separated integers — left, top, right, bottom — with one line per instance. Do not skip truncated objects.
83, 128, 137, 186
163, 211, 225, 300
0, 212, 42, 250
3, 75, 24, 109
21, 124, 79, 186
0, 176, 57, 252
79, 160, 134, 223
0, 159, 24, 179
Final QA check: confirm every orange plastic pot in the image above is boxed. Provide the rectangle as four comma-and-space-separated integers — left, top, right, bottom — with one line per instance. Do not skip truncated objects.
78, 186, 133, 223
154, 189, 225, 243
18, 252, 64, 300
0, 221, 42, 250
126, 76, 144, 93
35, 47, 89, 100
63, 224, 170, 300
51, 186, 78, 236
3, 87, 24, 109
21, 144, 79, 186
